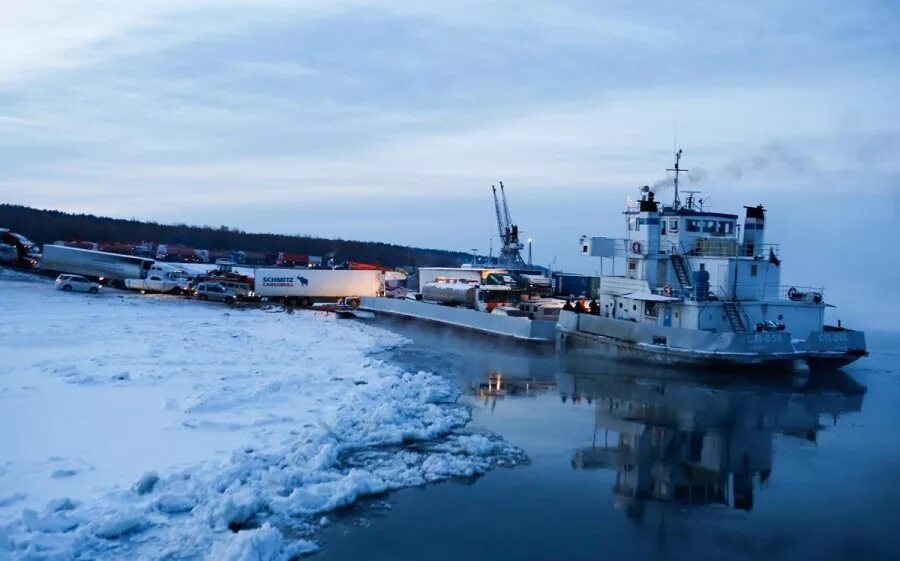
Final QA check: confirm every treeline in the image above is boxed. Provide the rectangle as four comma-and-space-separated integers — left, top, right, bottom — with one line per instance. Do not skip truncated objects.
0, 204, 468, 268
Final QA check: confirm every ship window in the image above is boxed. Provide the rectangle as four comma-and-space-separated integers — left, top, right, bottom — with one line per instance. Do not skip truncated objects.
687, 219, 700, 232
670, 219, 679, 232
750, 264, 758, 277
661, 220, 666, 235
619, 302, 623, 309
633, 304, 637, 311
703, 220, 717, 233
628, 260, 637, 271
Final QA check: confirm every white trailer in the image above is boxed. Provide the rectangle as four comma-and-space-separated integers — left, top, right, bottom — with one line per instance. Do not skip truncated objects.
253, 268, 383, 306
41, 244, 154, 282
416, 267, 508, 289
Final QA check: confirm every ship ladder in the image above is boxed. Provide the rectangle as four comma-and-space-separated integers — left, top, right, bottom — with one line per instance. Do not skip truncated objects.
722, 300, 748, 332
670, 255, 693, 292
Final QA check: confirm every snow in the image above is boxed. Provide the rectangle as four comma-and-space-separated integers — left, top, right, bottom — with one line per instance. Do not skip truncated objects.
0, 273, 524, 559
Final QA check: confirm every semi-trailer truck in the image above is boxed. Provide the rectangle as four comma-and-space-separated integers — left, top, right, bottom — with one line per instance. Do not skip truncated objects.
41, 244, 154, 282
252, 268, 386, 307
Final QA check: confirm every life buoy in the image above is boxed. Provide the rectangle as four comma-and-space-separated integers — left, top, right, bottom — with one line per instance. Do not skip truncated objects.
632, 241, 642, 254
787, 286, 799, 300
662, 283, 672, 297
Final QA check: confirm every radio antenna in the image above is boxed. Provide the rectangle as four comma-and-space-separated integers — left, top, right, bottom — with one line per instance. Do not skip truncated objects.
667, 149, 689, 210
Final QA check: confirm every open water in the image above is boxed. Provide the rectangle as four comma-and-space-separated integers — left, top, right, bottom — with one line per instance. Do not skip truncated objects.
318, 319, 899, 561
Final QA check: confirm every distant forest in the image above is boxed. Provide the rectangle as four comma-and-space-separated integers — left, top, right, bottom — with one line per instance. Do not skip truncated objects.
0, 204, 469, 267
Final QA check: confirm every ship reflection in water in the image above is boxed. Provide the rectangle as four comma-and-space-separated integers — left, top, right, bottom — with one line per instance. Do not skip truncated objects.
468, 357, 866, 520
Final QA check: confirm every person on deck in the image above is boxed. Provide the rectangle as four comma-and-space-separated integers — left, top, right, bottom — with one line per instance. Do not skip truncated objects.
589, 300, 599, 315
562, 299, 574, 311
575, 299, 588, 313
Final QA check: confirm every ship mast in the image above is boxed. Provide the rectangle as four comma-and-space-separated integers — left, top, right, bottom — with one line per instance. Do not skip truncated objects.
667, 149, 689, 210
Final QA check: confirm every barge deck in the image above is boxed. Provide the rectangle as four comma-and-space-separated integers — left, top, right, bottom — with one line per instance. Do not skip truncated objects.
358, 297, 556, 344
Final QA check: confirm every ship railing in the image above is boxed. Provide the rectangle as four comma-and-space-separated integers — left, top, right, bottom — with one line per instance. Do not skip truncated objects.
651, 283, 694, 301
709, 284, 825, 303
776, 285, 825, 303
650, 282, 824, 305
659, 239, 780, 259
658, 240, 689, 256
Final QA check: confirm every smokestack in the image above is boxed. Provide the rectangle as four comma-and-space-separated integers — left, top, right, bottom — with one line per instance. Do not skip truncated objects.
640, 191, 661, 257
743, 205, 765, 256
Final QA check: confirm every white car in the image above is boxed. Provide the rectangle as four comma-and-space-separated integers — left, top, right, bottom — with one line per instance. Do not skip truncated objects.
55, 274, 101, 294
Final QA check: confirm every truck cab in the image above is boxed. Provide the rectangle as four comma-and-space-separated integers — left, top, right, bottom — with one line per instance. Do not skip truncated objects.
476, 285, 518, 313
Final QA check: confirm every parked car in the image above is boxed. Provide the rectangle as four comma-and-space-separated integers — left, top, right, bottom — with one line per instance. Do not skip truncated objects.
193, 283, 236, 304
55, 274, 101, 294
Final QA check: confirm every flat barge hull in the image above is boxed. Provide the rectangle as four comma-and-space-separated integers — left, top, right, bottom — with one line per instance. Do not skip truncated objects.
359, 297, 556, 344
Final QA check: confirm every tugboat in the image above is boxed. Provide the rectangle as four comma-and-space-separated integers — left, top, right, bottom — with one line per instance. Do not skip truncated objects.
557, 150, 867, 371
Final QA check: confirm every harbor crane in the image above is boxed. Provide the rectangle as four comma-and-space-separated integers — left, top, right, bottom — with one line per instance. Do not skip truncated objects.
491, 181, 525, 267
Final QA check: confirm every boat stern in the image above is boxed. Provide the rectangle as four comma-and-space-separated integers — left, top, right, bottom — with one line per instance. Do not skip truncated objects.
800, 326, 868, 370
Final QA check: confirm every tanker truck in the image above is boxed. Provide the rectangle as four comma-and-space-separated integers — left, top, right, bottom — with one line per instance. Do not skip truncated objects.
421, 279, 518, 313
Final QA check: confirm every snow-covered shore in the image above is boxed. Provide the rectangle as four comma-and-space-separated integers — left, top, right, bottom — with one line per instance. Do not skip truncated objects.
0, 272, 523, 560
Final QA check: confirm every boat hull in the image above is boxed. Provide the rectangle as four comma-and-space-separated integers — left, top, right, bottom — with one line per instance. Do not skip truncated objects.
554, 311, 867, 372
557, 326, 798, 371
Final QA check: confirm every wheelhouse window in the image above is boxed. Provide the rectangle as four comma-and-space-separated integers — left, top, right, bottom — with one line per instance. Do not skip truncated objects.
718, 221, 734, 235
703, 220, 717, 233
686, 219, 700, 232
669, 219, 679, 232
661, 220, 666, 235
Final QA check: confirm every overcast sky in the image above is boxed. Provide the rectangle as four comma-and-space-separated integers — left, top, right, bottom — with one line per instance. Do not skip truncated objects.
1, 1, 898, 327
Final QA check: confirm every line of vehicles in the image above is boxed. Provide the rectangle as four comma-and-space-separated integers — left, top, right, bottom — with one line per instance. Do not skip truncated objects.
35, 243, 406, 307
34, 244, 583, 312
49, 240, 328, 267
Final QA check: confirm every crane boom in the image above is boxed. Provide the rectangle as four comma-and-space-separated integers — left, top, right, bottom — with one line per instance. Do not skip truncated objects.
492, 185, 506, 241
499, 181, 513, 228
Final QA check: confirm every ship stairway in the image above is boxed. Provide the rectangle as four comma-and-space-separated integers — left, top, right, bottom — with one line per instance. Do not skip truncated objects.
722, 299, 748, 332
670, 255, 692, 291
